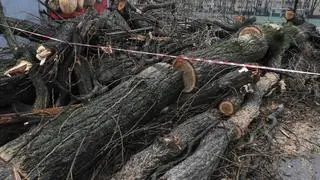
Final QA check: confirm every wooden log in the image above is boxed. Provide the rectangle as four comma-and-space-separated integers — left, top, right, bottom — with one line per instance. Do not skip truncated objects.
218, 92, 245, 116
159, 122, 235, 180
197, 16, 257, 33
268, 23, 320, 100
177, 67, 254, 107
160, 73, 280, 180
0, 75, 35, 108
0, 104, 83, 125
0, 63, 184, 180
172, 24, 280, 93
229, 72, 280, 136
96, 54, 146, 86
0, 122, 35, 147
285, 8, 305, 26
237, 25, 262, 37
112, 109, 222, 180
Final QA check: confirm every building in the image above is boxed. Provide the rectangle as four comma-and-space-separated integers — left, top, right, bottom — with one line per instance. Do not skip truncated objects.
199, 0, 320, 16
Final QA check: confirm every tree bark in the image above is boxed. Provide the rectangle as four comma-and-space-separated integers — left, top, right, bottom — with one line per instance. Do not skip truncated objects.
178, 68, 253, 107
0, 75, 35, 108
160, 73, 279, 180
0, 63, 183, 180
229, 73, 280, 135
160, 122, 234, 180
173, 24, 282, 93
112, 109, 222, 180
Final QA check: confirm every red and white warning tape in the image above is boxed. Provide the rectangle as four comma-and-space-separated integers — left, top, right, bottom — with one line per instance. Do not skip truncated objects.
2, 24, 320, 76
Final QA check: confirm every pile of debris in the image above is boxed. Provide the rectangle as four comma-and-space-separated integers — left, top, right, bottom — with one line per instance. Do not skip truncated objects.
0, 1, 319, 179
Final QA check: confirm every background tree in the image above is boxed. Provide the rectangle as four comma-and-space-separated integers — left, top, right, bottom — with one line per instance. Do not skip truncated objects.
310, 0, 320, 15
294, 0, 299, 11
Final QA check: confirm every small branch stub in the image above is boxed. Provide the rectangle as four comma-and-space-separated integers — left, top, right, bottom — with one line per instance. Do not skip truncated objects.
172, 57, 196, 93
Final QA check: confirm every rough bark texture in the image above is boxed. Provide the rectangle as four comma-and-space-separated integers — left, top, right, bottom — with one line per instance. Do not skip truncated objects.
180, 68, 253, 106
0, 158, 14, 180
229, 72, 280, 133
174, 23, 283, 95
112, 109, 222, 180
0, 75, 35, 108
96, 54, 145, 86
160, 73, 279, 180
183, 34, 268, 92
0, 1, 318, 179
160, 122, 234, 180
0, 63, 183, 179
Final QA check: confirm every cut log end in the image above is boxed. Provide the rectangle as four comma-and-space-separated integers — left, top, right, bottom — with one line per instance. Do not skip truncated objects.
3, 60, 32, 77
285, 9, 295, 21
59, 0, 78, 14
172, 58, 196, 93
219, 93, 245, 116
219, 101, 235, 116
238, 25, 263, 37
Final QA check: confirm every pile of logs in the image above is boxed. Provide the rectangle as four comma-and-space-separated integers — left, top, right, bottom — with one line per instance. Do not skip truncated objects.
0, 1, 319, 179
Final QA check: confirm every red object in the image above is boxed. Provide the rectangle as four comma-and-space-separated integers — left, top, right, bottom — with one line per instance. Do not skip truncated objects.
48, 0, 109, 20
95, 0, 108, 14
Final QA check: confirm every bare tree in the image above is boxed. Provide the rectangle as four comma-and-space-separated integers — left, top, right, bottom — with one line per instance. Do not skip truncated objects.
264, 0, 272, 14
310, 0, 320, 15
294, 0, 299, 11
231, 0, 237, 13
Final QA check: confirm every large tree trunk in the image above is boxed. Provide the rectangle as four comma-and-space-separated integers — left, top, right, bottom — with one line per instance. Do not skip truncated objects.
172, 24, 282, 94
0, 63, 183, 180
160, 122, 234, 180
112, 109, 222, 180
0, 1, 318, 179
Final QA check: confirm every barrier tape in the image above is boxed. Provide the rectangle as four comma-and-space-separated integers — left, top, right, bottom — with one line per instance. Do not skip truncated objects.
2, 24, 320, 76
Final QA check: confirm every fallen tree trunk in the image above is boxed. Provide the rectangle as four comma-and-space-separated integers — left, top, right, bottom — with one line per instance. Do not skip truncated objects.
229, 73, 280, 134
0, 63, 183, 180
159, 72, 279, 180
198, 16, 257, 33
177, 67, 254, 107
172, 24, 281, 93
112, 109, 222, 180
0, 75, 35, 108
159, 122, 234, 180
